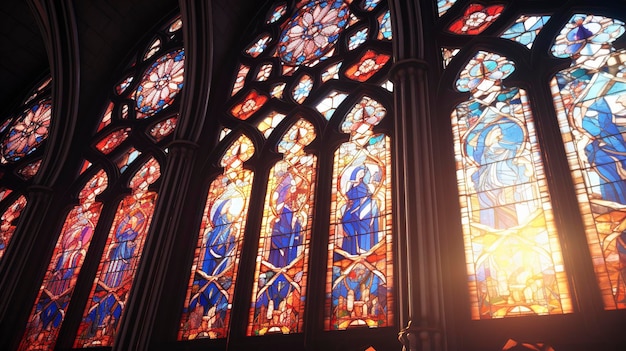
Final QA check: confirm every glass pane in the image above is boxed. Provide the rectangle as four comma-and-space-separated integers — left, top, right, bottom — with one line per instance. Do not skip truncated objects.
345, 50, 391, 82
179, 135, 255, 340
257, 111, 287, 138
135, 49, 185, 118
550, 14, 626, 310
19, 170, 107, 350
442, 47, 461, 69
500, 15, 551, 49
292, 74, 313, 103
232, 64, 250, 96
230, 90, 269, 120
149, 116, 178, 142
95, 128, 131, 154
246, 34, 271, 58
248, 119, 317, 336
452, 51, 572, 319
17, 159, 42, 180
1, 99, 52, 163
326, 97, 393, 330
0, 195, 28, 260
437, 0, 458, 17
278, 0, 350, 66
377, 11, 391, 40
74, 158, 160, 347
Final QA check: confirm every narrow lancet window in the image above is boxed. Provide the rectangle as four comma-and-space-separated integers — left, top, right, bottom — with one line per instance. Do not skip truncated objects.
248, 119, 317, 335
550, 14, 626, 310
74, 158, 161, 347
452, 51, 572, 319
179, 135, 255, 340
326, 96, 393, 330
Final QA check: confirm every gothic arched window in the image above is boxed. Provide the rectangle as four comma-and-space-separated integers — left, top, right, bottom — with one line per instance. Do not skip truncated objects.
179, 0, 395, 347
17, 14, 184, 350
437, 0, 625, 348
0, 76, 52, 261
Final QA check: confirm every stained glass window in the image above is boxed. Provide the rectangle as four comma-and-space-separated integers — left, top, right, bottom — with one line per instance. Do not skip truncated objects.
19, 170, 107, 351
442, 47, 461, 69
11, 14, 185, 350
95, 128, 131, 154
230, 90, 269, 120
292, 74, 314, 103
135, 49, 185, 118
326, 96, 393, 329
316, 90, 348, 120
377, 11, 392, 40
213, 0, 394, 341
550, 14, 626, 310
0, 75, 52, 263
277, 0, 350, 66
0, 99, 52, 163
0, 195, 27, 260
438, 0, 458, 17
348, 28, 369, 50
246, 34, 272, 58
74, 157, 161, 347
448, 3, 505, 35
500, 15, 551, 48
345, 50, 391, 82
249, 119, 317, 336
451, 51, 572, 319
257, 111, 287, 138
149, 116, 178, 142
179, 135, 255, 340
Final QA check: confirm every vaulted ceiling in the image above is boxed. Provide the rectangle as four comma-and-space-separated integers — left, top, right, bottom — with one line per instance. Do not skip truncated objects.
0, 0, 261, 118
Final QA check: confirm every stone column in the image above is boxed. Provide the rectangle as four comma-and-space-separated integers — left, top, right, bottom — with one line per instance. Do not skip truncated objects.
112, 0, 213, 349
389, 1, 446, 350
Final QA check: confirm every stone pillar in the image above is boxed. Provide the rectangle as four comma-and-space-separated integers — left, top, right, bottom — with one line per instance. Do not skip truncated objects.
113, 141, 199, 351
388, 0, 446, 348
112, 0, 213, 349
391, 59, 445, 351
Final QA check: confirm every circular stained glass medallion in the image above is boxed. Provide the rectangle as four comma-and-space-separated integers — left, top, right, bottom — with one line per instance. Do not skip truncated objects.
135, 49, 185, 117
1, 99, 52, 163
278, 0, 350, 66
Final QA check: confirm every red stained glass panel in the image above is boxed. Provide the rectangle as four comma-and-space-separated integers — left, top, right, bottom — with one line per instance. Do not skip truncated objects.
230, 90, 269, 120
19, 170, 107, 351
0, 195, 27, 260
74, 159, 160, 347
95, 128, 131, 154
448, 3, 505, 35
345, 50, 391, 82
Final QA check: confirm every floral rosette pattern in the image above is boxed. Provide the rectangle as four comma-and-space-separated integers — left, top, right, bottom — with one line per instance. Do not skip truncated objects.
278, 0, 350, 66
135, 49, 185, 117
1, 99, 52, 163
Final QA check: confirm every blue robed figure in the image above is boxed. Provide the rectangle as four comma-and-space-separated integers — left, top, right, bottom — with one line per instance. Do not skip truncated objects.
268, 173, 302, 268
189, 199, 235, 321
85, 209, 144, 336
581, 92, 626, 204
341, 165, 380, 255
464, 91, 530, 229
38, 225, 92, 331
254, 171, 305, 323
555, 18, 626, 205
